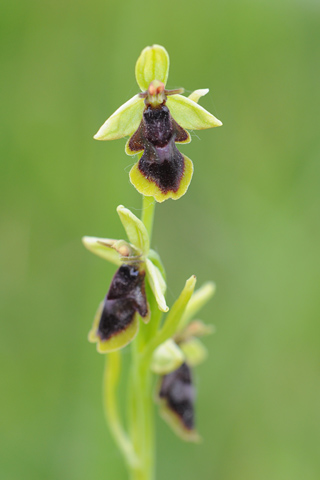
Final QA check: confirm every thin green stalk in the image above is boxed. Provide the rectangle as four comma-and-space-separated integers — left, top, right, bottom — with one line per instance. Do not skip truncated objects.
128, 340, 155, 480
127, 195, 157, 480
103, 352, 139, 471
141, 196, 155, 241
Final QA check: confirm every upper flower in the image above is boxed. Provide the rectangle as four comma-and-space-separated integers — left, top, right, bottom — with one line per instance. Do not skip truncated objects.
83, 205, 168, 353
94, 45, 222, 202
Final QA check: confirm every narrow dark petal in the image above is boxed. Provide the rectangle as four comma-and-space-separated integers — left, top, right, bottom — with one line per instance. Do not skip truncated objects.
171, 117, 189, 143
159, 363, 195, 430
97, 265, 147, 341
138, 139, 185, 194
128, 121, 145, 152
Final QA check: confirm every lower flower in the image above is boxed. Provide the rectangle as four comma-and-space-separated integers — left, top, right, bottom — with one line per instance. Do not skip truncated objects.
157, 362, 200, 442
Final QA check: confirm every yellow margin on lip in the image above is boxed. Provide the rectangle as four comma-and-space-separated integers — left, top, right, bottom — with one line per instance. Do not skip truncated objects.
125, 137, 144, 156
88, 303, 140, 354
154, 379, 201, 443
129, 155, 194, 203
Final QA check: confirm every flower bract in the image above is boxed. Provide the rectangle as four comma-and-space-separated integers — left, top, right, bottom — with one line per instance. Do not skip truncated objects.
94, 45, 222, 202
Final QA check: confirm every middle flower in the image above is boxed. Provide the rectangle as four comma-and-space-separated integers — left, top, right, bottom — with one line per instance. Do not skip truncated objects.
83, 204, 169, 353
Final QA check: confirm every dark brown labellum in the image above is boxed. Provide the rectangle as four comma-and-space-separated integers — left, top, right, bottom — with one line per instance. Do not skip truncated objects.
97, 265, 148, 341
128, 104, 189, 194
159, 362, 195, 430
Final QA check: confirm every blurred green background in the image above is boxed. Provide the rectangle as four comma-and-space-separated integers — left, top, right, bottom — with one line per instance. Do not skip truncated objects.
1, 0, 320, 479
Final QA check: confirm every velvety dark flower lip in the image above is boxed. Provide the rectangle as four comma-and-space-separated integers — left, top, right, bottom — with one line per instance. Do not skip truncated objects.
127, 103, 191, 195
158, 363, 200, 441
90, 264, 148, 353
98, 265, 148, 338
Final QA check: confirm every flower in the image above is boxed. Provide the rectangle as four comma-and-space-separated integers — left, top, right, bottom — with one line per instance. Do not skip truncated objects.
94, 45, 222, 202
83, 205, 168, 353
151, 282, 216, 441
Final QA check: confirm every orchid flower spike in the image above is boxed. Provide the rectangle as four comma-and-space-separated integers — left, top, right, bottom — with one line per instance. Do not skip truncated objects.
94, 45, 222, 202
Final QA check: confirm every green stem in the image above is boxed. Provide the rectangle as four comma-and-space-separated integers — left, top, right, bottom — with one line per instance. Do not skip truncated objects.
126, 195, 157, 480
103, 352, 139, 471
129, 338, 155, 480
141, 196, 155, 242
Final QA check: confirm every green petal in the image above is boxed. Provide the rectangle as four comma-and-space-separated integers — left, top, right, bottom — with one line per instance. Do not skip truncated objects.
180, 338, 208, 367
188, 88, 209, 103
117, 205, 149, 255
135, 45, 169, 91
82, 236, 122, 265
179, 281, 216, 331
94, 94, 144, 141
150, 339, 185, 375
167, 94, 222, 130
148, 249, 166, 280
146, 258, 168, 312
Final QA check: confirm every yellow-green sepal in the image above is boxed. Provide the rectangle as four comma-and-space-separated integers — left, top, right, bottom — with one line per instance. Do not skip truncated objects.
117, 205, 149, 255
135, 45, 169, 91
94, 94, 144, 141
179, 281, 216, 331
82, 236, 122, 265
188, 88, 209, 103
129, 155, 193, 203
150, 339, 185, 375
167, 94, 222, 130
180, 338, 208, 367
148, 249, 166, 280
146, 258, 168, 312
